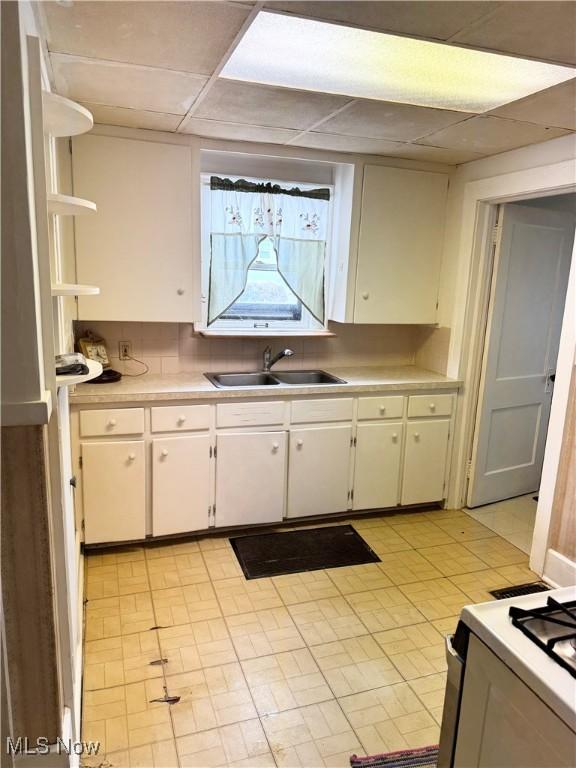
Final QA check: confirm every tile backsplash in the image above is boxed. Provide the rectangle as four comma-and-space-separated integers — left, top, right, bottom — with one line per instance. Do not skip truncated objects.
74, 321, 423, 375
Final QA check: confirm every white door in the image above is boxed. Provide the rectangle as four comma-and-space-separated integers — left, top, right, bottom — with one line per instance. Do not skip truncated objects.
355, 165, 448, 324
354, 423, 403, 511
153, 435, 212, 536
402, 420, 450, 506
215, 431, 287, 527
288, 425, 352, 518
468, 204, 575, 507
82, 441, 145, 544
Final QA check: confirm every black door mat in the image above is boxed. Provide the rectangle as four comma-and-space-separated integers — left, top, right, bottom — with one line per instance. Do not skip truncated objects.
230, 524, 380, 579
489, 582, 550, 600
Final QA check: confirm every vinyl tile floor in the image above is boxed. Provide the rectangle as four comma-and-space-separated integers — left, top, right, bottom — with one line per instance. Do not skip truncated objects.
465, 494, 538, 554
81, 507, 538, 767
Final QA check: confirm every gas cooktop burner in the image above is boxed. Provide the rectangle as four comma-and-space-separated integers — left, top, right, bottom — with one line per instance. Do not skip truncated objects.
509, 597, 576, 678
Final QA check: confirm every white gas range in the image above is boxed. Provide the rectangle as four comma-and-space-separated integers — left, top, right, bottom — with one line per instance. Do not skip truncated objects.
438, 585, 576, 768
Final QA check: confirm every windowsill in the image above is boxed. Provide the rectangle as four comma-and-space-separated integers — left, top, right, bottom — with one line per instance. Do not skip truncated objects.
197, 330, 337, 338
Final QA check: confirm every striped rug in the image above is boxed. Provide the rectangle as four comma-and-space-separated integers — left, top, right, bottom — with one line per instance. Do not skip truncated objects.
350, 745, 439, 768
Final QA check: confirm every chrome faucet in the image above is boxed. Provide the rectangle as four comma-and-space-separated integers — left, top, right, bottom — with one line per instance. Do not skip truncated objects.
263, 346, 294, 371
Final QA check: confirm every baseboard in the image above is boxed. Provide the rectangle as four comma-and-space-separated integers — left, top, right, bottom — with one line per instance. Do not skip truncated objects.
543, 548, 576, 587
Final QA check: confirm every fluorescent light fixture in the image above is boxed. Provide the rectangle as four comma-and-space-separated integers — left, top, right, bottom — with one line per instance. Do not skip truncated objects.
221, 11, 576, 113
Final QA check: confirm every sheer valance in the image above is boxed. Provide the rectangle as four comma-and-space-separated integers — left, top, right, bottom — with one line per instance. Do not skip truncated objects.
207, 177, 331, 325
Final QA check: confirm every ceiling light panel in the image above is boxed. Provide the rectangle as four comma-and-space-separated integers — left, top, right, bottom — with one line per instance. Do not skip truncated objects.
221, 12, 576, 113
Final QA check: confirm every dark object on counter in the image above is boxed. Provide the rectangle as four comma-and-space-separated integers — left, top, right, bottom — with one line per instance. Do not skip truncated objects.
91, 368, 123, 383
55, 353, 89, 376
230, 524, 380, 579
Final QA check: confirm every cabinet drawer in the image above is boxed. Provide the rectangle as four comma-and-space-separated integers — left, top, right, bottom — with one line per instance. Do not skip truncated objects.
357, 396, 404, 420
216, 401, 285, 428
291, 398, 354, 424
80, 408, 145, 437
408, 394, 453, 418
151, 404, 211, 433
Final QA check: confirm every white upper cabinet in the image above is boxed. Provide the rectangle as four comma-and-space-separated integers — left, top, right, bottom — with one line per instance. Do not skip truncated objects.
353, 165, 448, 324
72, 134, 194, 322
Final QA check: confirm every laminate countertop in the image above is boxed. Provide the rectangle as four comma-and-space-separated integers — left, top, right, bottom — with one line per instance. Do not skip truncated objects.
69, 365, 462, 405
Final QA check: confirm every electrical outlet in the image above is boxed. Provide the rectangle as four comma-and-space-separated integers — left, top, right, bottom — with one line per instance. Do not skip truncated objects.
119, 341, 132, 360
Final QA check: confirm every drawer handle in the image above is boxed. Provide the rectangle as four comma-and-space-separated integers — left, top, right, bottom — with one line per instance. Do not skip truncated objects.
429, 403, 436, 411
177, 288, 185, 295
128, 453, 136, 462
161, 449, 169, 458
414, 433, 420, 441
177, 415, 186, 424
362, 291, 369, 300
107, 418, 117, 427
379, 405, 386, 414
392, 433, 398, 441
296, 439, 304, 448
272, 442, 279, 452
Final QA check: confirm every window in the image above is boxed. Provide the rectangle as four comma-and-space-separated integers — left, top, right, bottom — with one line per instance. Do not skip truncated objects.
220, 238, 302, 322
200, 174, 332, 334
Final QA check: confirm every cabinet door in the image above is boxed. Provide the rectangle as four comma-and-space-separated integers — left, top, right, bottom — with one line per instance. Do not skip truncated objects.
215, 431, 287, 527
153, 435, 211, 536
288, 425, 352, 518
354, 423, 403, 511
355, 165, 448, 324
82, 441, 145, 544
401, 420, 450, 505
73, 134, 193, 322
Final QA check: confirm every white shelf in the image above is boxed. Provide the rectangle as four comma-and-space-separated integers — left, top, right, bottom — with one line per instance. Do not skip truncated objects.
47, 193, 97, 216
51, 283, 100, 297
56, 359, 103, 387
42, 92, 93, 137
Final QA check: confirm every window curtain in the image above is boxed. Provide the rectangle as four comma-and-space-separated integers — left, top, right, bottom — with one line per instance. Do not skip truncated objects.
208, 177, 330, 325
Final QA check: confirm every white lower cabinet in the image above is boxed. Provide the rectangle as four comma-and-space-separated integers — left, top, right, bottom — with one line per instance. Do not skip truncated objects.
401, 420, 450, 505
215, 431, 287, 527
82, 440, 145, 544
288, 425, 352, 518
354, 422, 403, 510
152, 435, 211, 536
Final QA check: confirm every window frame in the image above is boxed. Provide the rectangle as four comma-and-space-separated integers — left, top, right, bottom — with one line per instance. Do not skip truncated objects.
197, 173, 334, 336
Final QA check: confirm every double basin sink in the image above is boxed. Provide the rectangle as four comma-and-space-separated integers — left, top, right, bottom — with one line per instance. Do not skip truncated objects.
205, 370, 347, 388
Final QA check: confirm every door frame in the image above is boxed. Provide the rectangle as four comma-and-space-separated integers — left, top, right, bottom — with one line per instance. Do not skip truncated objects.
445, 159, 576, 577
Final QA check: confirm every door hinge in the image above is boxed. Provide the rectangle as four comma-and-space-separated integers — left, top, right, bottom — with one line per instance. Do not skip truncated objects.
79, 455, 83, 469
68, 137, 72, 154
350, 436, 357, 447
213, 445, 217, 458
466, 458, 473, 479
350, 489, 354, 502
209, 446, 213, 458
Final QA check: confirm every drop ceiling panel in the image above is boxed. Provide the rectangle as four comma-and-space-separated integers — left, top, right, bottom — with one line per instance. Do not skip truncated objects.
81, 104, 182, 132
266, 2, 499, 41
391, 144, 485, 164
182, 118, 301, 143
452, 1, 576, 65
291, 132, 409, 155
194, 79, 351, 130
52, 54, 207, 115
490, 79, 576, 131
43, 0, 252, 75
318, 100, 474, 142
420, 115, 571, 154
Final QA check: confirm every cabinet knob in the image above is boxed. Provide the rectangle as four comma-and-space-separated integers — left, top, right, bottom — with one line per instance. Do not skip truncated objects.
296, 439, 304, 448
272, 442, 279, 452
177, 415, 186, 424
392, 433, 398, 441
177, 288, 185, 295
429, 402, 436, 411
128, 453, 136, 461
161, 449, 169, 458
107, 418, 117, 427
362, 291, 369, 300
413, 433, 420, 440
379, 405, 386, 414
